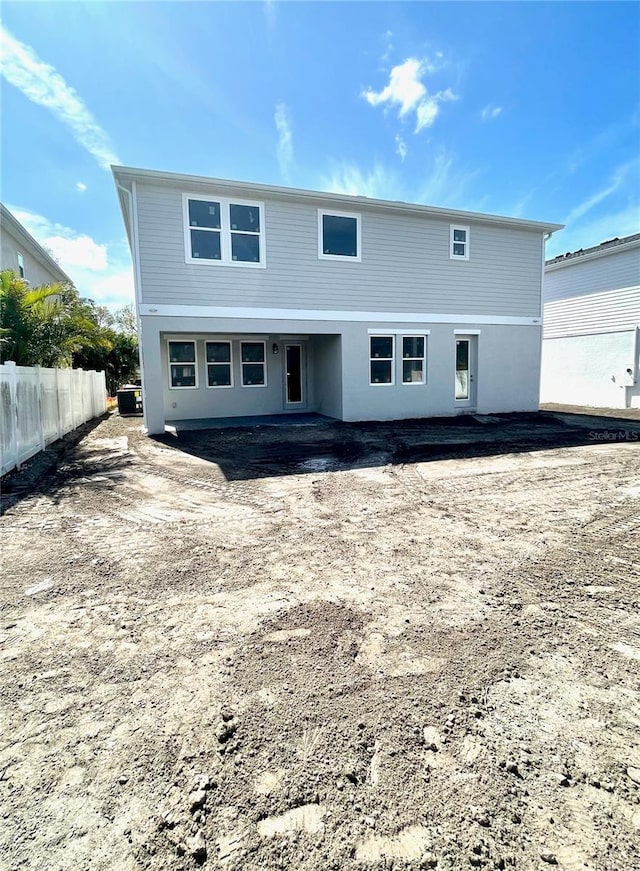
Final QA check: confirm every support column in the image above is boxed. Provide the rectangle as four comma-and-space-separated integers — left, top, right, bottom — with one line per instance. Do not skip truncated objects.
139, 316, 165, 435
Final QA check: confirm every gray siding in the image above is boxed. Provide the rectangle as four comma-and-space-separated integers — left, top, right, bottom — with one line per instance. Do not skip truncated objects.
135, 183, 544, 318
0, 224, 66, 287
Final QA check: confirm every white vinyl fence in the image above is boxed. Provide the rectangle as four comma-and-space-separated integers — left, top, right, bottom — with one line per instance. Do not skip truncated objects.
0, 361, 107, 476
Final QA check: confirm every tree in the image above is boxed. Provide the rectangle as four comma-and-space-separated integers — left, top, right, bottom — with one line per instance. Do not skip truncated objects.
0, 271, 139, 392
0, 270, 93, 367
114, 302, 137, 335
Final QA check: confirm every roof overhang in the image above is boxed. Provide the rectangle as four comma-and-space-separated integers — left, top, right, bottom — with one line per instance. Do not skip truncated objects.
546, 235, 640, 271
0, 203, 73, 285
112, 165, 564, 235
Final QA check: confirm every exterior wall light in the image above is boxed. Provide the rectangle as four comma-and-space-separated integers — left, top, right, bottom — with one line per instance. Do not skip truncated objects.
272, 343, 279, 355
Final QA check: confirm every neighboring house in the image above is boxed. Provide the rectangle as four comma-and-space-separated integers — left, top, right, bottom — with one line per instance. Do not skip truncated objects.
541, 234, 640, 409
112, 165, 562, 435
0, 203, 72, 287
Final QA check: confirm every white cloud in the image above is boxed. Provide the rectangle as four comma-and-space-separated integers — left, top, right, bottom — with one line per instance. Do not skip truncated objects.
274, 101, 293, 181
320, 149, 483, 212
43, 235, 107, 271
563, 160, 635, 226
9, 206, 134, 310
395, 135, 407, 162
0, 26, 120, 170
321, 164, 404, 201
481, 105, 502, 121
363, 57, 457, 133
76, 182, 87, 192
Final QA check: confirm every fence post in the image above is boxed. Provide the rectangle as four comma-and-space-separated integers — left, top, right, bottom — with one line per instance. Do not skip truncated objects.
5, 361, 19, 474
34, 365, 46, 452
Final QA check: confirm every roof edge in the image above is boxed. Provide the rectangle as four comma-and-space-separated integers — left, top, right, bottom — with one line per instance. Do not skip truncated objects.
111, 165, 564, 233
546, 234, 640, 270
1, 203, 73, 285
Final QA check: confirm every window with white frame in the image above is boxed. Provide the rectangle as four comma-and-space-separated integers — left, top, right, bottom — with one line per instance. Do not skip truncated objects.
206, 341, 232, 387
184, 195, 264, 266
168, 340, 197, 388
240, 341, 266, 386
450, 225, 469, 260
318, 210, 361, 260
370, 336, 394, 385
17, 252, 24, 278
402, 336, 427, 384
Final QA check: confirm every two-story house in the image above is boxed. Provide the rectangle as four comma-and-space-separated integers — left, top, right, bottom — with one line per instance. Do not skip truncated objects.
541, 234, 640, 409
1, 203, 72, 287
112, 166, 562, 435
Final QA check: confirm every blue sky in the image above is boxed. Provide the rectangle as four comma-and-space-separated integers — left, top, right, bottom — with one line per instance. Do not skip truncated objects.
1, 1, 639, 309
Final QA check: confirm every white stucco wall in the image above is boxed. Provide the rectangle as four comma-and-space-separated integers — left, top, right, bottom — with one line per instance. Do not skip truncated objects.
540, 330, 638, 408
139, 315, 543, 433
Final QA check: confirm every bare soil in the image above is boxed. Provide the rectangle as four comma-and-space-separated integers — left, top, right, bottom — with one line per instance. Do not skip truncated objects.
1, 409, 639, 871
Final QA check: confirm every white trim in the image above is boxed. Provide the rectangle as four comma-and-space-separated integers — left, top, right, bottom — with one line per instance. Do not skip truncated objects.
401, 335, 427, 386
318, 209, 362, 262
368, 328, 431, 335
131, 181, 144, 307
369, 335, 395, 386
450, 224, 470, 260
140, 304, 541, 327
205, 339, 233, 389
167, 339, 198, 389
183, 193, 265, 268
113, 166, 563, 233
240, 340, 267, 388
453, 328, 481, 335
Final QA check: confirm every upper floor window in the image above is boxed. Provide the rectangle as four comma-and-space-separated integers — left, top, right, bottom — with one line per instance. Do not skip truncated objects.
318, 209, 361, 261
184, 195, 264, 267
450, 225, 469, 260
17, 252, 24, 278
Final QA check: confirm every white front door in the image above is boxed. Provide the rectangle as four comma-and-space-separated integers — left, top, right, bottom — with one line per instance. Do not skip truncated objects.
455, 335, 477, 408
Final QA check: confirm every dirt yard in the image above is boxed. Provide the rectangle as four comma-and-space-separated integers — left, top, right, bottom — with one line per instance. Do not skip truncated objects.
1, 409, 639, 871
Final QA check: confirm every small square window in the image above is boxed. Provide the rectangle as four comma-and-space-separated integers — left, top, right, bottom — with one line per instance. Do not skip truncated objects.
450, 225, 469, 260
191, 228, 221, 260
189, 199, 221, 229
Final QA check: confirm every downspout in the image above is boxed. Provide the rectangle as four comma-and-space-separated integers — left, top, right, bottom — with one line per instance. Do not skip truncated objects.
117, 181, 149, 430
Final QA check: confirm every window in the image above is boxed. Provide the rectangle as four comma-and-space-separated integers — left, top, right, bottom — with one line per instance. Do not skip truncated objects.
184, 195, 264, 267
370, 336, 394, 385
402, 336, 426, 384
168, 341, 197, 388
318, 210, 361, 261
450, 225, 469, 260
241, 341, 266, 386
17, 252, 24, 278
206, 341, 232, 388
